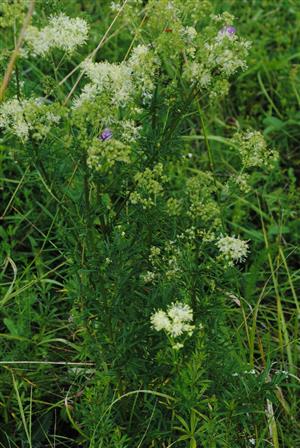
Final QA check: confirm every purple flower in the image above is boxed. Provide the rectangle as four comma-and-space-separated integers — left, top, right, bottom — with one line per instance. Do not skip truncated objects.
99, 128, 112, 141
219, 26, 236, 37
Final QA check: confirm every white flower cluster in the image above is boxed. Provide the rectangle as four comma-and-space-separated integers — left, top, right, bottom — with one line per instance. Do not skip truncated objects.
233, 173, 251, 193
78, 59, 132, 107
233, 130, 278, 169
183, 15, 250, 88
25, 13, 89, 56
141, 270, 156, 284
232, 368, 256, 377
216, 235, 249, 264
183, 26, 197, 42
224, 173, 251, 195
0, 97, 60, 141
207, 28, 250, 76
150, 302, 195, 338
74, 45, 159, 108
110, 1, 122, 11
118, 119, 141, 143
128, 45, 160, 102
184, 62, 212, 87
0, 98, 30, 140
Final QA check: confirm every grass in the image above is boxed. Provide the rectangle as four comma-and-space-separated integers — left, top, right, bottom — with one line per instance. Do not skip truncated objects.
0, 0, 299, 446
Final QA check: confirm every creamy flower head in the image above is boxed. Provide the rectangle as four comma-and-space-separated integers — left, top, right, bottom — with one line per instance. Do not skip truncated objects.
25, 13, 89, 56
128, 44, 150, 65
150, 310, 171, 332
0, 98, 28, 140
128, 44, 160, 102
150, 302, 194, 339
183, 12, 250, 87
216, 235, 249, 263
0, 97, 60, 141
74, 59, 133, 107
73, 43, 159, 108
167, 302, 193, 323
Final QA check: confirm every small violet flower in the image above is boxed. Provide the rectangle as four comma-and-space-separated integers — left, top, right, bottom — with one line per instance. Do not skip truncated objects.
219, 26, 236, 37
99, 128, 112, 141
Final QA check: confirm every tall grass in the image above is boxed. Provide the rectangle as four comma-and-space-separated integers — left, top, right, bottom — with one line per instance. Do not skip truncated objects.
0, 0, 299, 446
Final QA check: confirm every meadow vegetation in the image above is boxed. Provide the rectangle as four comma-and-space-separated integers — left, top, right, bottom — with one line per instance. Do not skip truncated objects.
0, 0, 299, 446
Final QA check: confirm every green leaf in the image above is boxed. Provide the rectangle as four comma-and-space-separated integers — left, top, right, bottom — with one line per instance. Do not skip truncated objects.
3, 318, 19, 336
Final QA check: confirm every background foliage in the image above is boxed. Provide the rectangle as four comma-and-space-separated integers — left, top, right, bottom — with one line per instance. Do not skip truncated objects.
0, 0, 299, 447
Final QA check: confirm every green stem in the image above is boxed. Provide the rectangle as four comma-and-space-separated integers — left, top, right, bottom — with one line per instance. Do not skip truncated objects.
197, 100, 226, 232
83, 155, 95, 255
